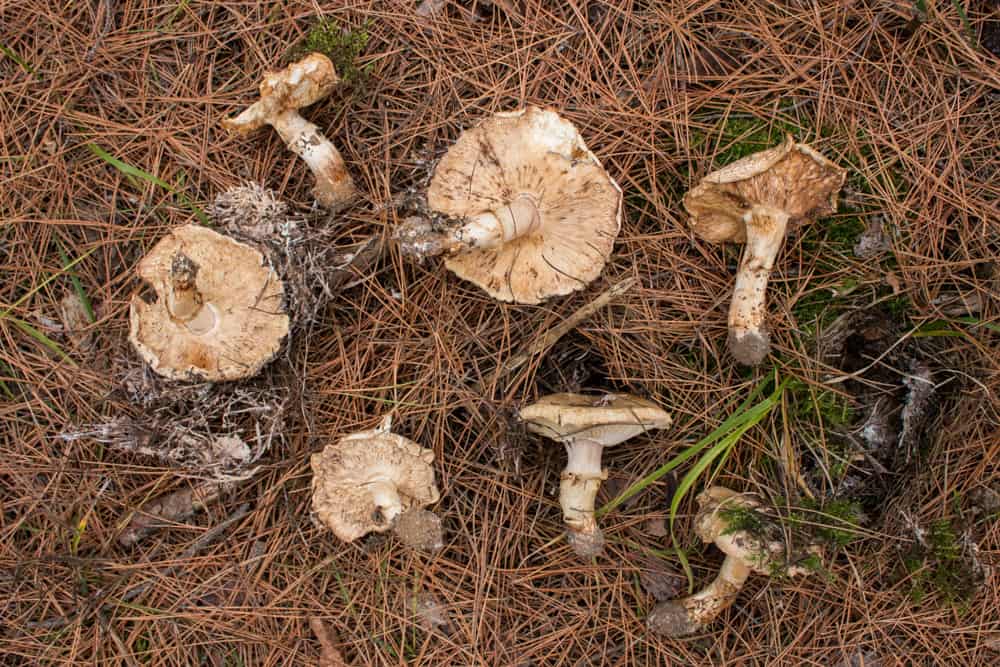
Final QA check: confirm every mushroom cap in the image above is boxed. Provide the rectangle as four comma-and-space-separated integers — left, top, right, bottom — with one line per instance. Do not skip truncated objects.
221, 53, 340, 134
519, 392, 672, 447
429, 106, 623, 304
693, 486, 787, 575
129, 224, 289, 382
310, 418, 440, 543
683, 136, 847, 243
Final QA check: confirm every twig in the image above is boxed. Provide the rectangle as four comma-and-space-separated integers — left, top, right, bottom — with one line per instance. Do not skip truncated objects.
476, 276, 637, 393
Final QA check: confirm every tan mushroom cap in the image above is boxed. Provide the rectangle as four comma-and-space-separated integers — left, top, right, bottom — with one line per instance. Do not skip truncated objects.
430, 106, 623, 304
129, 224, 289, 382
683, 136, 847, 243
221, 53, 339, 135
310, 417, 440, 543
520, 393, 672, 446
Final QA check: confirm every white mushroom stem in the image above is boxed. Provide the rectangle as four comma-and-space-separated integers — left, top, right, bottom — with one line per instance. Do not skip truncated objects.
560, 439, 608, 551
727, 205, 790, 366
367, 479, 404, 524
166, 252, 217, 335
649, 551, 752, 636
395, 194, 541, 259
266, 111, 356, 209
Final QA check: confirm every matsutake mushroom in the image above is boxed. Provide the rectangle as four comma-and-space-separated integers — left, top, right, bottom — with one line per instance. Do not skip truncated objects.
129, 224, 289, 382
646, 486, 823, 636
222, 53, 357, 211
519, 393, 672, 558
311, 416, 441, 548
683, 137, 846, 365
394, 106, 622, 304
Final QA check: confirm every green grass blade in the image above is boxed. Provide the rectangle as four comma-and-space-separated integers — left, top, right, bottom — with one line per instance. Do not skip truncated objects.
0, 44, 39, 78
56, 245, 95, 323
9, 318, 76, 366
0, 247, 98, 320
85, 143, 210, 225
597, 373, 778, 517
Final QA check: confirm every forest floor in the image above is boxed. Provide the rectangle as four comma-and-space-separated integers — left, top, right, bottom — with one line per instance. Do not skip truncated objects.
2, 1, 999, 665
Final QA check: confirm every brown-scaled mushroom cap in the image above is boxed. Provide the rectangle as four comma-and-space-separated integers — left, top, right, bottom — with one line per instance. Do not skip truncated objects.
129, 224, 289, 382
310, 418, 440, 543
520, 392, 672, 445
682, 136, 846, 243
429, 106, 622, 304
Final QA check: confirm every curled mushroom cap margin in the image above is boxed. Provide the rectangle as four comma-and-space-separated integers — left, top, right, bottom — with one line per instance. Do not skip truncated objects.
128, 224, 289, 382
429, 106, 623, 304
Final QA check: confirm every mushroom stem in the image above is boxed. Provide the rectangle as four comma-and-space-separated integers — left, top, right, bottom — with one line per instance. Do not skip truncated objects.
368, 479, 404, 524
646, 555, 753, 636
166, 251, 218, 335
727, 206, 790, 365
269, 111, 357, 210
394, 195, 541, 260
560, 439, 608, 556
167, 252, 204, 322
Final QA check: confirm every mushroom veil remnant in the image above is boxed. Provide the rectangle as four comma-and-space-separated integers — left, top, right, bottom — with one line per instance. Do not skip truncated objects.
222, 53, 357, 210
129, 224, 289, 382
683, 137, 846, 365
519, 393, 672, 557
311, 416, 440, 546
395, 106, 623, 304
646, 486, 823, 636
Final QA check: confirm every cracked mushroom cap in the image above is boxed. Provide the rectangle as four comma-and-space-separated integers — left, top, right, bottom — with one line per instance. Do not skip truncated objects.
519, 393, 672, 446
310, 417, 440, 543
430, 106, 623, 304
129, 224, 289, 382
683, 136, 847, 243
220, 53, 339, 134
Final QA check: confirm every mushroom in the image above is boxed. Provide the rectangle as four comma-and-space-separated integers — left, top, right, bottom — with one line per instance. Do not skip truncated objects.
129, 224, 289, 382
519, 393, 672, 557
394, 106, 622, 304
683, 137, 846, 365
222, 53, 357, 211
311, 416, 440, 545
646, 486, 822, 636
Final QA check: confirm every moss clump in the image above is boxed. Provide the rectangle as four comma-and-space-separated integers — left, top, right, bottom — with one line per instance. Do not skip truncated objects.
902, 519, 983, 607
787, 379, 855, 429
291, 18, 373, 88
799, 498, 863, 547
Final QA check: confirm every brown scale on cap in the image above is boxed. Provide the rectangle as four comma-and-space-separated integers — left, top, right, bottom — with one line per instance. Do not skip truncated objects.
683, 137, 846, 365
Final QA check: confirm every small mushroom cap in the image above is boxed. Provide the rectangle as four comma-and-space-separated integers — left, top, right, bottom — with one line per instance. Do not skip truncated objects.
221, 53, 340, 134
310, 418, 440, 543
128, 224, 289, 382
519, 393, 672, 447
683, 136, 847, 243
430, 106, 623, 304
694, 486, 791, 575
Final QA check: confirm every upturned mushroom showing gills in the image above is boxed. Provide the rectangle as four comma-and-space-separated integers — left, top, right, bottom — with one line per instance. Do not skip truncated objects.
646, 486, 822, 637
519, 393, 672, 558
222, 53, 357, 211
129, 224, 289, 382
683, 137, 846, 365
394, 106, 623, 304
311, 416, 440, 545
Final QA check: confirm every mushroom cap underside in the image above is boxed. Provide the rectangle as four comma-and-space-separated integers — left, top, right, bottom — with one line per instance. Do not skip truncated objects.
683, 137, 847, 243
430, 106, 623, 304
128, 224, 289, 382
310, 427, 440, 543
519, 392, 672, 446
